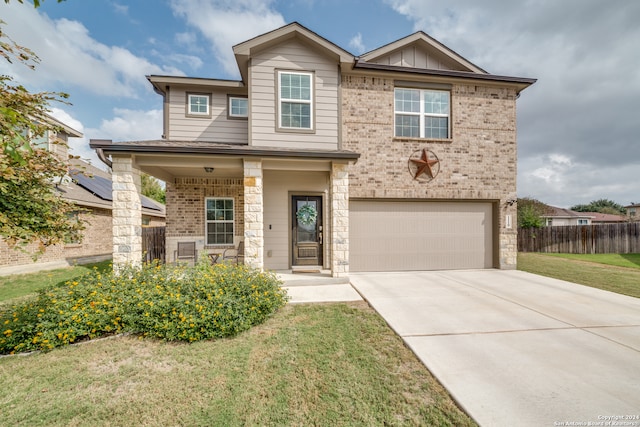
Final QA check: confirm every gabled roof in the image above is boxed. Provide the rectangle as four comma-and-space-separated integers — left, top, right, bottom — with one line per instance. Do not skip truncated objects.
541, 206, 592, 219
581, 212, 627, 223
232, 22, 354, 83
44, 113, 83, 138
358, 31, 487, 74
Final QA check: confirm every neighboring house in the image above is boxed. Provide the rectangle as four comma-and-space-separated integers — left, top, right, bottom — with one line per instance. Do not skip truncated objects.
90, 22, 535, 275
581, 212, 627, 224
541, 206, 593, 226
0, 117, 165, 275
625, 204, 640, 221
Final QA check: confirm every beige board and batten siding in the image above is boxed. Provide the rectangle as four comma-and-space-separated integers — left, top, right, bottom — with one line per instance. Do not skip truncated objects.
349, 200, 494, 271
371, 46, 464, 71
167, 88, 248, 143
250, 39, 339, 150
263, 169, 330, 270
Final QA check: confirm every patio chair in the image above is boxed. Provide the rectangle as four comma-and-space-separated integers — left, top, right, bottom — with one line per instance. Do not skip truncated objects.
174, 241, 197, 264
222, 241, 244, 265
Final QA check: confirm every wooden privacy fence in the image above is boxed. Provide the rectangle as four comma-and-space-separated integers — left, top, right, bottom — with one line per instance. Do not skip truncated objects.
142, 226, 166, 263
518, 223, 640, 254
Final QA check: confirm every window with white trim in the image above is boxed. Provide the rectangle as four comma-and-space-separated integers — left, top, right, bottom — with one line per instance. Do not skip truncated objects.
205, 198, 234, 245
228, 96, 248, 118
278, 71, 313, 130
394, 88, 450, 138
187, 93, 210, 116
577, 219, 589, 225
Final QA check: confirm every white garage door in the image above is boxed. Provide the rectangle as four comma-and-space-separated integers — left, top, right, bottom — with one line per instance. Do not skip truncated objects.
349, 201, 494, 272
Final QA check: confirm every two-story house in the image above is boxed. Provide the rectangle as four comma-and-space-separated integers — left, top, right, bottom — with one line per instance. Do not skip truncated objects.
90, 22, 535, 276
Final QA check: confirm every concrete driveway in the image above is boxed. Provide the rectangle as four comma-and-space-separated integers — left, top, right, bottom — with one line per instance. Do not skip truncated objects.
349, 269, 640, 427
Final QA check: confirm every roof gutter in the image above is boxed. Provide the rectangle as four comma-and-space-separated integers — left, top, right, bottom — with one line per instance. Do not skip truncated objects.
90, 139, 361, 161
353, 60, 537, 91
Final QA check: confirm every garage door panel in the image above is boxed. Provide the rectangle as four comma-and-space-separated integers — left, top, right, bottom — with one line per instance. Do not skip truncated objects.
350, 201, 493, 272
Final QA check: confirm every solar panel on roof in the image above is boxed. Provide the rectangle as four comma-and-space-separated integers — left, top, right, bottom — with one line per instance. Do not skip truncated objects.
73, 171, 113, 201
72, 170, 163, 212
141, 196, 162, 211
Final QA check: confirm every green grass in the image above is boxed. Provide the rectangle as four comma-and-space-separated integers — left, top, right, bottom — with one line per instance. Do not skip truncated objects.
0, 260, 111, 302
540, 253, 640, 270
0, 302, 476, 426
518, 253, 640, 298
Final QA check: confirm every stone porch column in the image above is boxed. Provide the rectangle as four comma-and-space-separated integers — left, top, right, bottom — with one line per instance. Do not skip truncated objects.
111, 155, 142, 268
331, 162, 349, 277
243, 159, 263, 270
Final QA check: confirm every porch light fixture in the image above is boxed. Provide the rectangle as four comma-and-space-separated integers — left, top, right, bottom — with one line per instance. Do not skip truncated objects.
204, 167, 215, 173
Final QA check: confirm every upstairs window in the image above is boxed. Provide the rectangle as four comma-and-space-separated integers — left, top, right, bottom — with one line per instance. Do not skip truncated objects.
206, 198, 234, 245
228, 96, 248, 118
187, 93, 210, 116
278, 71, 313, 130
395, 88, 450, 139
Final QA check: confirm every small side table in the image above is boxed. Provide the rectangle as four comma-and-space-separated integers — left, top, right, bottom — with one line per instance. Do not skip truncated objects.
208, 253, 220, 265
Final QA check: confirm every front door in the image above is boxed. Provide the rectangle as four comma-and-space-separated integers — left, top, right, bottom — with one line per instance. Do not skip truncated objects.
292, 196, 323, 266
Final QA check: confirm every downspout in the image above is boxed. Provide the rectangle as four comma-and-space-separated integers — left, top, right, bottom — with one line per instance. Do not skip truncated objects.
96, 147, 112, 168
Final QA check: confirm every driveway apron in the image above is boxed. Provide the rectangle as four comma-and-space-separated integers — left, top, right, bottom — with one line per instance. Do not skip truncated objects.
349, 270, 640, 427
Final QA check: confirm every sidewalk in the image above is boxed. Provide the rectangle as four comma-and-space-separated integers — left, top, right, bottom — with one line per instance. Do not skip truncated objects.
276, 270, 362, 304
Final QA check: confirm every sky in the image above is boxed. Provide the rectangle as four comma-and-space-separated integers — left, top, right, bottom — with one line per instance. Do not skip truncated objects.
1, 0, 639, 209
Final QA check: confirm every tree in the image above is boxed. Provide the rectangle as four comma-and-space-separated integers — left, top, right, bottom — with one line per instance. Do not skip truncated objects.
0, 147, 84, 254
4, 1, 65, 8
517, 197, 546, 229
141, 173, 165, 204
1, 2, 83, 256
570, 199, 626, 215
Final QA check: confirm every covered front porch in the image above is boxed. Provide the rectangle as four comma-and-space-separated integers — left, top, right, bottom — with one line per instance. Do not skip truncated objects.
90, 140, 359, 278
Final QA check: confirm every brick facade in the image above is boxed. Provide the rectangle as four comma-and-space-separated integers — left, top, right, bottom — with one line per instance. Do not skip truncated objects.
165, 177, 244, 261
341, 75, 519, 268
0, 208, 112, 273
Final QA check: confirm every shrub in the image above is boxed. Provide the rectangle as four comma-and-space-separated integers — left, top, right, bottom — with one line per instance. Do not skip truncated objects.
0, 261, 288, 354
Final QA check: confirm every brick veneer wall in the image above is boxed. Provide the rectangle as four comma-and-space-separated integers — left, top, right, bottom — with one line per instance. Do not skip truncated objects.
0, 207, 112, 268
341, 74, 519, 268
165, 178, 244, 259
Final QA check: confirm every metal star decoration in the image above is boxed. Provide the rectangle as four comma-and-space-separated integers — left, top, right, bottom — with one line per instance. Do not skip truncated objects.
408, 148, 440, 181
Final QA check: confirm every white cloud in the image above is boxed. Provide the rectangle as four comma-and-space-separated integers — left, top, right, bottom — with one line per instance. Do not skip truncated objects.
112, 3, 129, 15
349, 33, 365, 54
386, 0, 640, 207
49, 108, 162, 169
89, 108, 163, 142
175, 31, 197, 46
0, 5, 183, 97
169, 0, 286, 76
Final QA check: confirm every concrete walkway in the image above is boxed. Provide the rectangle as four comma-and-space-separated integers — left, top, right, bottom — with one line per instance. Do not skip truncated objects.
277, 270, 362, 304
349, 269, 640, 427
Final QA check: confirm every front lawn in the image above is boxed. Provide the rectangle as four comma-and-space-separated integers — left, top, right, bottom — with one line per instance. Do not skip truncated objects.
0, 302, 476, 426
0, 260, 111, 302
518, 253, 640, 298
540, 253, 640, 270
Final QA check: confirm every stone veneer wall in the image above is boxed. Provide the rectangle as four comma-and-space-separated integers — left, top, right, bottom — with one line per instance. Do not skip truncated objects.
165, 177, 244, 261
112, 156, 142, 267
0, 207, 112, 270
243, 160, 263, 269
331, 163, 349, 277
341, 74, 518, 268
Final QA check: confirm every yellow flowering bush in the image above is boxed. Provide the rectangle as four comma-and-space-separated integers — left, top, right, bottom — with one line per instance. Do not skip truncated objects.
0, 261, 288, 354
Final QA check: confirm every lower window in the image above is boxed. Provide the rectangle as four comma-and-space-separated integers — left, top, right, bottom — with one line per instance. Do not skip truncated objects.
205, 198, 234, 245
